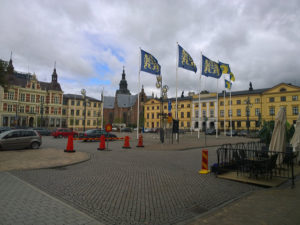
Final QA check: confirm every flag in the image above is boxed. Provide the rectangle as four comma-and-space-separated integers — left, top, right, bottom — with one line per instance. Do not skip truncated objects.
219, 61, 231, 74
202, 55, 222, 79
178, 44, 197, 73
140, 49, 161, 75
225, 79, 232, 89
230, 72, 235, 81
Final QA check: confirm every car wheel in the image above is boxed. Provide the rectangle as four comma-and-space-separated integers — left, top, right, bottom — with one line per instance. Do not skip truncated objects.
31, 142, 40, 149
58, 135, 63, 138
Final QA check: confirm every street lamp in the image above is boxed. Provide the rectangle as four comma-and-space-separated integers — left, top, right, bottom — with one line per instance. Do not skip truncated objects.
244, 96, 252, 134
81, 88, 87, 132
40, 101, 44, 127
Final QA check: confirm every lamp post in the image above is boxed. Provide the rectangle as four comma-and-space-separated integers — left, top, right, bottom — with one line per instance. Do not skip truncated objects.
81, 89, 86, 132
40, 101, 44, 127
156, 75, 168, 143
244, 96, 252, 134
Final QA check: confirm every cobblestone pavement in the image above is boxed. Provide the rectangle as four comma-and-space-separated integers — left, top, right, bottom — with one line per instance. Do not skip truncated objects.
12, 145, 261, 225
0, 172, 103, 225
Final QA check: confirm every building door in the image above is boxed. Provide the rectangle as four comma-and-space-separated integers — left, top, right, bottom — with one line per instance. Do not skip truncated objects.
209, 121, 215, 129
29, 117, 34, 127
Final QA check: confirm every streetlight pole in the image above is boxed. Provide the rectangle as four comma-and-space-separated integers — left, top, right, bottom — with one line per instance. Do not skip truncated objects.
40, 101, 44, 127
81, 89, 86, 132
245, 96, 252, 134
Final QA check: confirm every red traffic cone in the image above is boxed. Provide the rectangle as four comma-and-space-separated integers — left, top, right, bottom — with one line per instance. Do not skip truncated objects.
97, 135, 106, 150
64, 135, 75, 152
122, 136, 131, 149
136, 134, 144, 147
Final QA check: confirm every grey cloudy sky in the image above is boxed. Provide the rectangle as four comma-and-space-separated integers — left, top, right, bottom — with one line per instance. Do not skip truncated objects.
1, 0, 299, 99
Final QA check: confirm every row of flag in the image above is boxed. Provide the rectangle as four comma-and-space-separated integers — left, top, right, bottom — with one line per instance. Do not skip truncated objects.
140, 44, 236, 90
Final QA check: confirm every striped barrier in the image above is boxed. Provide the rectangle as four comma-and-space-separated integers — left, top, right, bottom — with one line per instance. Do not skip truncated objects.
198, 149, 210, 174
73, 137, 124, 141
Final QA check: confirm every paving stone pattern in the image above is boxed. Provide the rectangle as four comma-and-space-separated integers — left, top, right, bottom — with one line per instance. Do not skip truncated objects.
0, 172, 103, 225
12, 148, 261, 225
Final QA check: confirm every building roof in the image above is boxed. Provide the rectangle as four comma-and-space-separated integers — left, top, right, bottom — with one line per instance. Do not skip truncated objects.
103, 96, 115, 109
63, 94, 101, 102
218, 88, 268, 97
117, 94, 138, 108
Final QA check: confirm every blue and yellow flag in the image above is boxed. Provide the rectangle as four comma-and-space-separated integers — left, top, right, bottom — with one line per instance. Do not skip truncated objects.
219, 61, 231, 74
230, 72, 235, 81
178, 44, 197, 73
225, 79, 232, 89
202, 55, 221, 79
140, 49, 161, 75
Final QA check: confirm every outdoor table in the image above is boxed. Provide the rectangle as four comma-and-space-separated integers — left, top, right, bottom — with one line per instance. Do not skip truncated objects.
247, 157, 269, 178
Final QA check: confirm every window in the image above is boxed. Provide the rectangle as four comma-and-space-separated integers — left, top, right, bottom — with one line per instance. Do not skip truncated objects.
8, 104, 13, 112
246, 108, 250, 116
147, 106, 149, 110
71, 109, 74, 116
8, 92, 14, 100
30, 106, 35, 113
40, 96, 44, 103
181, 121, 184, 127
164, 105, 167, 109
210, 102, 214, 107
236, 100, 241, 105
76, 110, 80, 116
220, 101, 224, 106
19, 106, 24, 113
255, 108, 260, 116
54, 108, 58, 115
75, 120, 79, 125
94, 102, 97, 107
228, 109, 232, 116
202, 110, 206, 117
54, 96, 59, 104
88, 111, 91, 116
70, 119, 74, 125
152, 106, 154, 110
62, 109, 66, 115
147, 113, 149, 119
220, 110, 224, 117
157, 106, 159, 110
237, 109, 241, 116
77, 101, 80, 106
187, 122, 190, 127
269, 107, 275, 116
195, 110, 198, 118
269, 97, 274, 102
32, 83, 35, 89
31, 95, 35, 103
228, 100, 232, 105
237, 121, 241, 127
152, 113, 154, 119
187, 112, 190, 118
87, 120, 90, 126
292, 106, 298, 115
181, 112, 184, 118
71, 100, 75, 106
20, 93, 25, 102
280, 88, 286, 92
181, 104, 184, 108
281, 96, 286, 102
157, 113, 159, 119
255, 98, 260, 104
195, 104, 199, 107
94, 111, 97, 117
202, 103, 206, 107
210, 109, 214, 117
93, 120, 96, 126
292, 96, 298, 101
187, 104, 190, 108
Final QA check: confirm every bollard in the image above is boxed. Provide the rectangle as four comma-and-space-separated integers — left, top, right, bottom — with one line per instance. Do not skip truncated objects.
64, 135, 76, 152
136, 134, 144, 147
198, 149, 210, 174
97, 135, 106, 150
122, 136, 131, 149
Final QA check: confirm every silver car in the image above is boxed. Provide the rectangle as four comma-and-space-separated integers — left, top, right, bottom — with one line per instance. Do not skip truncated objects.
0, 129, 42, 150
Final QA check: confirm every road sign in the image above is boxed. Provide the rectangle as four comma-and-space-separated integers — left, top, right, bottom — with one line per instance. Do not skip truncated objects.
105, 123, 112, 132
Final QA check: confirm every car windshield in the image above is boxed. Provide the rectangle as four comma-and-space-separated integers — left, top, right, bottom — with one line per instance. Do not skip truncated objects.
0, 130, 12, 138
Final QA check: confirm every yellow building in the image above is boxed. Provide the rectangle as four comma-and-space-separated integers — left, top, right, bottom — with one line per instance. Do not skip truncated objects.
144, 96, 192, 130
218, 83, 300, 131
62, 94, 102, 131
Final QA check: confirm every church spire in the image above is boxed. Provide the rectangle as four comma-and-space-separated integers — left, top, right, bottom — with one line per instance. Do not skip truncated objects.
116, 66, 131, 95
7, 51, 14, 74
52, 61, 57, 83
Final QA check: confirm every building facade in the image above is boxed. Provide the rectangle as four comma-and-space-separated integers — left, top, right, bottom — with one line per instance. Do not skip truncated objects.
62, 94, 101, 131
218, 83, 300, 131
0, 58, 64, 128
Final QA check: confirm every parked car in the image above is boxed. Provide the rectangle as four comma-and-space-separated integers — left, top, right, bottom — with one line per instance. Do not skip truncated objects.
0, 129, 42, 150
121, 127, 132, 132
79, 129, 117, 141
238, 130, 248, 137
205, 128, 220, 135
226, 130, 238, 136
32, 128, 52, 136
51, 128, 78, 138
0, 127, 11, 134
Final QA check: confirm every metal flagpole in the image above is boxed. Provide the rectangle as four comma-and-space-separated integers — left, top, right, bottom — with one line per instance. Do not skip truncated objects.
198, 52, 202, 139
230, 87, 232, 137
224, 88, 226, 136
137, 48, 141, 139
175, 42, 178, 120
216, 79, 219, 138
73, 95, 76, 131
101, 88, 104, 129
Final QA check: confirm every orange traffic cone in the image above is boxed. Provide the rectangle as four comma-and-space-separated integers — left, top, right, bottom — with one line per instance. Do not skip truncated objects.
122, 136, 131, 149
97, 135, 106, 150
64, 135, 75, 152
136, 134, 144, 147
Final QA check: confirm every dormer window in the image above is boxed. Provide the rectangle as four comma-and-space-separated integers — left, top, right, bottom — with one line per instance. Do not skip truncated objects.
32, 83, 35, 89
280, 88, 286, 92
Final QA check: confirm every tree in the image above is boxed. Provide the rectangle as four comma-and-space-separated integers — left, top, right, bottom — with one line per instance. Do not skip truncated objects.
0, 60, 8, 90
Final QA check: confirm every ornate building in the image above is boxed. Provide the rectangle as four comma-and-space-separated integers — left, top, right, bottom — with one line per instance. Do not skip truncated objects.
0, 57, 64, 128
103, 68, 147, 127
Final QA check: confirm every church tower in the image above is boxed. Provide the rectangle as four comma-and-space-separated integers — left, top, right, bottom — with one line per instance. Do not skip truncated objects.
116, 67, 131, 95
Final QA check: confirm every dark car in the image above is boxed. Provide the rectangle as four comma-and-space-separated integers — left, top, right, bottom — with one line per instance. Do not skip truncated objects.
238, 130, 248, 137
205, 128, 220, 135
0, 129, 42, 150
80, 129, 117, 141
32, 128, 52, 136
121, 127, 132, 132
226, 130, 238, 136
52, 128, 78, 138
0, 127, 11, 134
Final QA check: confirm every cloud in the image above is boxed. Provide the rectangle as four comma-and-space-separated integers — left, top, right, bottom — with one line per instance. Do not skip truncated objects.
1, 0, 300, 99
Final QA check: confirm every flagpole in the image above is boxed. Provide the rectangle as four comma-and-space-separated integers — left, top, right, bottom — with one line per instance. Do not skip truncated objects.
175, 42, 179, 140
101, 88, 104, 129
216, 79, 219, 138
73, 95, 76, 131
198, 52, 202, 139
224, 86, 226, 136
137, 48, 141, 139
230, 87, 232, 137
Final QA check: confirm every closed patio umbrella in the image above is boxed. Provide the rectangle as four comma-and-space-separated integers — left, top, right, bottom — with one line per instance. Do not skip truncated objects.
269, 107, 286, 154
290, 114, 300, 152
